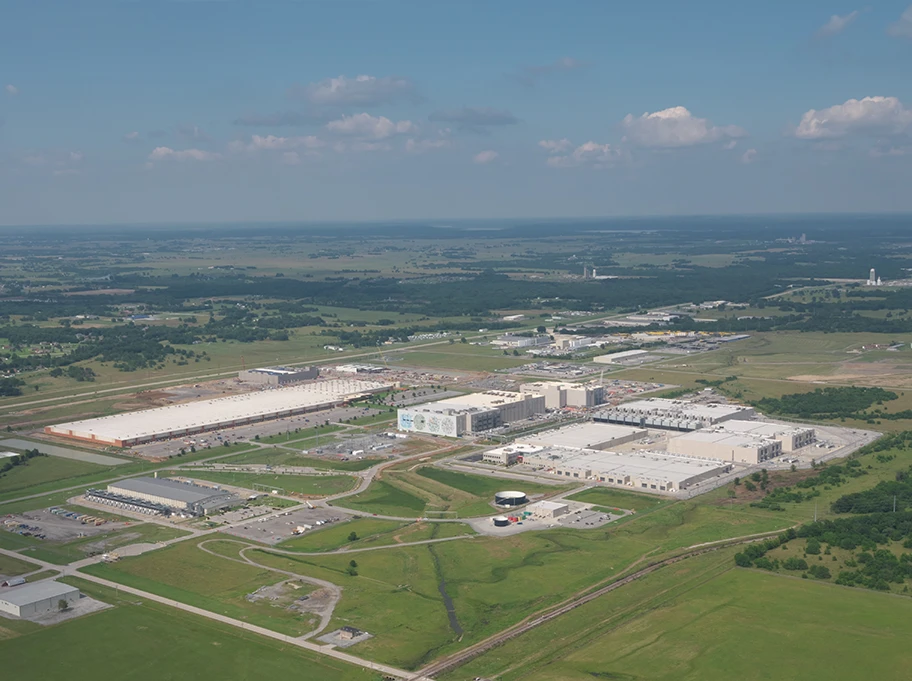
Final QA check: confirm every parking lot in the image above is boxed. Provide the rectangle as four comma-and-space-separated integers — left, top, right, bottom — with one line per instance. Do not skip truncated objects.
221, 506, 352, 545
2, 508, 129, 543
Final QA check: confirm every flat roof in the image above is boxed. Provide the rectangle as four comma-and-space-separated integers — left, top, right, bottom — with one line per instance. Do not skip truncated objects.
672, 430, 775, 448
528, 500, 568, 511
595, 349, 650, 361
609, 398, 751, 419
0, 580, 78, 606
526, 447, 727, 482
110, 476, 235, 504
438, 391, 541, 409
712, 420, 813, 437
519, 423, 646, 450
47, 379, 390, 442
250, 367, 308, 375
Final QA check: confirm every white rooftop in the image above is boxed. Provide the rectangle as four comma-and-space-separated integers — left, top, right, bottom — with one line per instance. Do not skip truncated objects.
671, 430, 775, 448
519, 423, 646, 450
711, 419, 813, 437
528, 500, 568, 512
47, 379, 390, 442
438, 391, 542, 409
528, 447, 727, 482
611, 398, 751, 420
0, 580, 78, 606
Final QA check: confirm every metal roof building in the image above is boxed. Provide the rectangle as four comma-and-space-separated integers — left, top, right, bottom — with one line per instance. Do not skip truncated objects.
667, 430, 781, 465
595, 398, 754, 431
45, 379, 390, 447
105, 476, 240, 515
238, 366, 319, 385
0, 580, 80, 618
706, 419, 816, 452
398, 391, 545, 437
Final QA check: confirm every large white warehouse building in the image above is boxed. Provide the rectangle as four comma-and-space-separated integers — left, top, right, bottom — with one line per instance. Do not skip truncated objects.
519, 381, 607, 409
667, 430, 781, 465
45, 379, 390, 447
397, 391, 545, 436
517, 422, 647, 451
707, 420, 815, 452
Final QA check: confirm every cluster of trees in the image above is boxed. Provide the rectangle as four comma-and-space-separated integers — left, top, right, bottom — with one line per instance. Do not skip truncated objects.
755, 386, 898, 420
0, 376, 25, 397
48, 366, 96, 382
0, 448, 46, 475
831, 467, 912, 514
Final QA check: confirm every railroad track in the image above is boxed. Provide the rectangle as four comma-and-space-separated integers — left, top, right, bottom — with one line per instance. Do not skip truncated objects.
417, 531, 782, 679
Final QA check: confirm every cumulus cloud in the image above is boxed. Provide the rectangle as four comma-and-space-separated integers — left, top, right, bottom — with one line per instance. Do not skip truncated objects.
5, 84, 18, 96
621, 106, 746, 148
816, 11, 860, 37
512, 57, 585, 86
405, 137, 451, 154
542, 140, 624, 168
473, 150, 499, 164
888, 5, 912, 38
233, 110, 330, 127
234, 134, 323, 152
122, 131, 141, 143
740, 148, 758, 164
538, 139, 573, 153
294, 74, 416, 106
793, 96, 912, 139
428, 107, 519, 133
326, 113, 416, 139
148, 146, 221, 162
21, 149, 84, 173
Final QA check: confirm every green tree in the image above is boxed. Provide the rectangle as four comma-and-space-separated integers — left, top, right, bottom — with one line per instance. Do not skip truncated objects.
347, 531, 358, 542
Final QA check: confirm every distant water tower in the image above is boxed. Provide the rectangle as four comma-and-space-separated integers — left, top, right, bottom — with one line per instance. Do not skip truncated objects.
868, 268, 877, 286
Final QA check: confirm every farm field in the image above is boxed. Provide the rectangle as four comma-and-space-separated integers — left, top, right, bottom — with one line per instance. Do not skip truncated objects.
79, 537, 320, 636
175, 470, 357, 496
0, 578, 376, 681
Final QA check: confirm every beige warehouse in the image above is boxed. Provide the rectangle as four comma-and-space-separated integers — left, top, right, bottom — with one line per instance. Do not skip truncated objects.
667, 430, 781, 464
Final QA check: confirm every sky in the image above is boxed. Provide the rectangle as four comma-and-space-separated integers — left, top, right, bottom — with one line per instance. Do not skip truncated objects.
1, 0, 912, 226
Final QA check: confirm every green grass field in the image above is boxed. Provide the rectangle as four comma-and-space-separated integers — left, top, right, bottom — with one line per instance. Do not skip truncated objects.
224, 448, 385, 471
0, 578, 378, 681
175, 470, 357, 496
0, 455, 107, 495
80, 537, 319, 636
276, 518, 473, 552
0, 552, 40, 577
565, 487, 670, 513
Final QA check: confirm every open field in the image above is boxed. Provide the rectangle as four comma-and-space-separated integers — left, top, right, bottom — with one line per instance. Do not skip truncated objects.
0, 578, 377, 681
0, 455, 107, 495
223, 448, 386, 471
175, 470, 357, 496
0, 551, 40, 577
337, 465, 575, 519
277, 518, 474, 553
80, 537, 320, 636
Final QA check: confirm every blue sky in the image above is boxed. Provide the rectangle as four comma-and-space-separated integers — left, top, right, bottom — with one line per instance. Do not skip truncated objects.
2, 0, 912, 225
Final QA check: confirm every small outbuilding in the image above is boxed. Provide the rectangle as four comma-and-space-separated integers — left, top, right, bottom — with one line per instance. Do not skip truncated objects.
0, 581, 80, 618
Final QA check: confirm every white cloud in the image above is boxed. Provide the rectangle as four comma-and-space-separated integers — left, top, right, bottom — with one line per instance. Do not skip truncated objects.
740, 148, 757, 164
5, 84, 18, 96
545, 141, 624, 168
888, 5, 912, 38
405, 138, 451, 154
622, 106, 746, 148
538, 139, 573, 153
473, 150, 499, 165
68, 151, 84, 163
241, 134, 323, 152
794, 96, 912, 139
148, 146, 221, 162
817, 11, 860, 37
333, 141, 392, 153
326, 113, 416, 139
123, 131, 141, 142
298, 75, 415, 106
723, 140, 738, 150
870, 146, 912, 157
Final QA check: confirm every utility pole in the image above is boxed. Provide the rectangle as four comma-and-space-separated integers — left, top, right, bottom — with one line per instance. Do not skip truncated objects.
814, 500, 817, 523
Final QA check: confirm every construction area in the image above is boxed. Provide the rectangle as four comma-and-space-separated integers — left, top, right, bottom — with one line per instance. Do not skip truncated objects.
45, 378, 391, 447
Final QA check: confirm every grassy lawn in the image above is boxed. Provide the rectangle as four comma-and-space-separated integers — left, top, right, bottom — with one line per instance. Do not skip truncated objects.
0, 455, 107, 495
224, 448, 385, 471
566, 487, 671, 513
0, 577, 377, 681
0, 552, 40, 577
336, 479, 428, 517
258, 424, 343, 445
514, 567, 912, 681
80, 537, 319, 636
174, 470, 357, 496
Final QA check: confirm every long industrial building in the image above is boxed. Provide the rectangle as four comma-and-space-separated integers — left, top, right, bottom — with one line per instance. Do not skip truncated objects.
97, 476, 240, 516
397, 391, 545, 436
238, 366, 319, 385
667, 430, 781, 465
521, 446, 730, 492
45, 379, 390, 447
595, 398, 754, 431
518, 422, 647, 451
